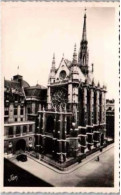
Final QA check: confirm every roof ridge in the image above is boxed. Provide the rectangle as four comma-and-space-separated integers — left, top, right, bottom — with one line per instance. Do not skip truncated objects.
5, 79, 19, 84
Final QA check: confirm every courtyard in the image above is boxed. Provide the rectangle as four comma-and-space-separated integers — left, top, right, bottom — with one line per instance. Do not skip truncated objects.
4, 144, 114, 187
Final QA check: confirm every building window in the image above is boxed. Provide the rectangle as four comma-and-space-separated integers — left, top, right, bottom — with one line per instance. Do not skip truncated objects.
29, 137, 32, 141
23, 126, 27, 134
8, 127, 13, 136
15, 95, 18, 101
16, 126, 21, 135
4, 117, 8, 123
21, 108, 23, 115
29, 125, 32, 132
21, 118, 23, 121
28, 108, 31, 114
15, 118, 17, 122
5, 108, 9, 115
14, 108, 17, 115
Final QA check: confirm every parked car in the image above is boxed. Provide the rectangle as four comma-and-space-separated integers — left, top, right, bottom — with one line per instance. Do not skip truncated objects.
16, 154, 27, 162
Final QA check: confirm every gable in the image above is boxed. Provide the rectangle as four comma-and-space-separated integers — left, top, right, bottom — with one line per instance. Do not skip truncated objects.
55, 58, 71, 81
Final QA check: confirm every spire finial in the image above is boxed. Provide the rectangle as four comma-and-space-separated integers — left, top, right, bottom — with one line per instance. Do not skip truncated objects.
84, 8, 87, 19
62, 53, 64, 58
17, 66, 19, 75
92, 63, 94, 73
85, 8, 87, 14
53, 53, 55, 60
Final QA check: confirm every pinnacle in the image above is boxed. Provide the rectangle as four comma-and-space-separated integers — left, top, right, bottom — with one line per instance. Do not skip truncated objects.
74, 43, 76, 52
51, 53, 56, 69
73, 43, 77, 64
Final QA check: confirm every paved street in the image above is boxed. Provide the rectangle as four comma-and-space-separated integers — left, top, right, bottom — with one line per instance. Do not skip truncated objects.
6, 144, 114, 187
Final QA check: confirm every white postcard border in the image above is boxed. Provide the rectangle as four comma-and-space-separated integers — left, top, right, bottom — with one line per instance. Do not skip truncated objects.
0, 1, 119, 193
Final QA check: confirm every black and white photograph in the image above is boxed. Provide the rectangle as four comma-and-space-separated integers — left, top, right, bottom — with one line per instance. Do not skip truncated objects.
1, 1, 119, 193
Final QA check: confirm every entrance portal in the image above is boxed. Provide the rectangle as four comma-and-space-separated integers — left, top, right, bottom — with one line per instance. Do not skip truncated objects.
16, 139, 26, 153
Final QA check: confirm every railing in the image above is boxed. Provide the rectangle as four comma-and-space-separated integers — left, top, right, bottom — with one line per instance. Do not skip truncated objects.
4, 115, 9, 117
8, 134, 14, 138
16, 133, 21, 137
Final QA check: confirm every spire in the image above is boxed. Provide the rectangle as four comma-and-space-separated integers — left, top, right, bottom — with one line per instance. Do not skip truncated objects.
78, 9, 89, 75
82, 8, 87, 41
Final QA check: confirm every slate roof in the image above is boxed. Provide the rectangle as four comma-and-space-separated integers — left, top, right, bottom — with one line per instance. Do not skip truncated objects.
22, 80, 30, 88
24, 84, 47, 99
64, 59, 72, 69
4, 80, 24, 96
4, 76, 30, 96
25, 84, 46, 90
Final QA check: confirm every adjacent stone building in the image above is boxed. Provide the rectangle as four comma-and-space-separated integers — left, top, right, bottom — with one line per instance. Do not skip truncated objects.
4, 75, 47, 155
106, 99, 115, 140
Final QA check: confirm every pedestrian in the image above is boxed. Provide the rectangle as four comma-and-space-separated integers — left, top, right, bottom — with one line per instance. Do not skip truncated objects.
97, 156, 100, 161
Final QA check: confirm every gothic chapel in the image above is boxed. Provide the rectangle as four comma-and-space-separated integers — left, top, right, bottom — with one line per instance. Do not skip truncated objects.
37, 11, 107, 166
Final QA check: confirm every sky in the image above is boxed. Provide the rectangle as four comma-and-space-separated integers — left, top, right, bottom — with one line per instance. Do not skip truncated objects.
1, 2, 118, 99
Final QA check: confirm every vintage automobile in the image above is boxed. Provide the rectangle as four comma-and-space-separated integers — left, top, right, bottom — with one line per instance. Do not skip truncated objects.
16, 154, 27, 162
